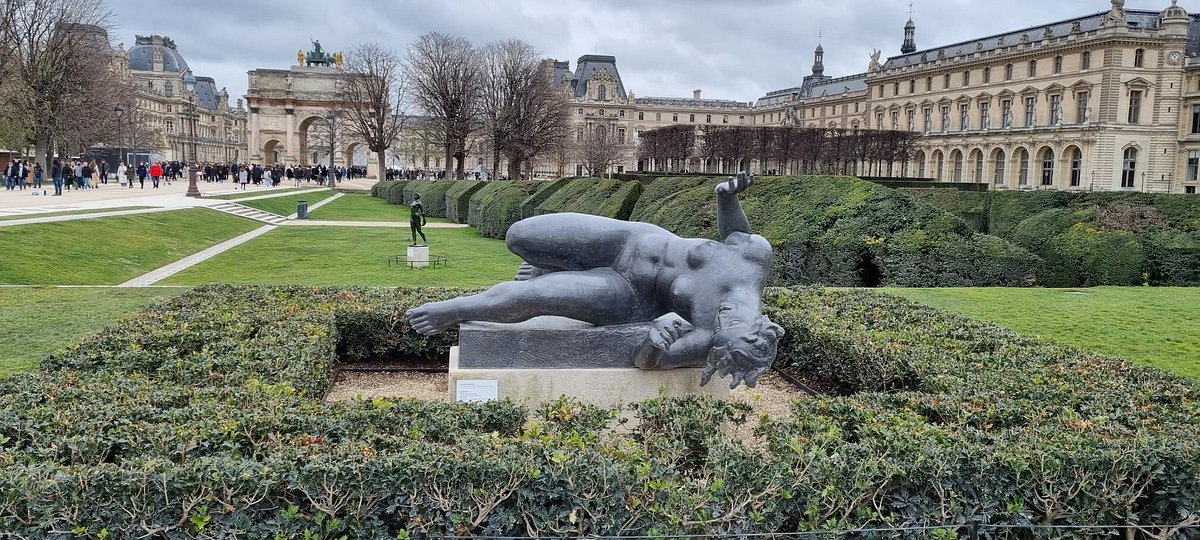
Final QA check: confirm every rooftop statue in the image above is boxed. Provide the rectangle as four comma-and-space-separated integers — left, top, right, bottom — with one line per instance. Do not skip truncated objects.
306, 40, 333, 67
407, 172, 784, 389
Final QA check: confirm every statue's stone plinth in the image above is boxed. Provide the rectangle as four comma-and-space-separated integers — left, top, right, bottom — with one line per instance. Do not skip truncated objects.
448, 317, 730, 408
407, 245, 429, 267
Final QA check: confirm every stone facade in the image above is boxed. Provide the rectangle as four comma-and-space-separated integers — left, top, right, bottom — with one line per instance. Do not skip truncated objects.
551, 1, 1200, 194
120, 35, 247, 164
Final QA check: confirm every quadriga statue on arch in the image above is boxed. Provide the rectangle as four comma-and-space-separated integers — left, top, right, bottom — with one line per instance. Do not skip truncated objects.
407, 172, 784, 389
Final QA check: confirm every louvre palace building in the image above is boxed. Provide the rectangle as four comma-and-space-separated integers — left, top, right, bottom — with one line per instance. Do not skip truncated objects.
562, 0, 1200, 193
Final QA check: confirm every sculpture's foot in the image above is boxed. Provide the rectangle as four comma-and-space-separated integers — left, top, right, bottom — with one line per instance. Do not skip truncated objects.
514, 261, 551, 282
406, 301, 462, 335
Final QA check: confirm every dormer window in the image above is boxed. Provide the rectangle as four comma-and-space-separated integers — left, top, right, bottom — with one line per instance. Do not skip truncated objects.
597, 84, 607, 101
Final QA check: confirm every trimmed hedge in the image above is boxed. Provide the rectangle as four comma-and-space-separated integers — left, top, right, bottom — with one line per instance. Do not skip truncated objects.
444, 180, 486, 223
2, 285, 1199, 537
517, 178, 569, 219
632, 176, 1038, 286
399, 180, 458, 218
905, 189, 1200, 285
535, 178, 644, 221
467, 181, 559, 239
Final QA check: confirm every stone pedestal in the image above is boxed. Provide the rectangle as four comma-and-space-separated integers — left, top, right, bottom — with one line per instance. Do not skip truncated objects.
447, 317, 730, 408
407, 245, 429, 267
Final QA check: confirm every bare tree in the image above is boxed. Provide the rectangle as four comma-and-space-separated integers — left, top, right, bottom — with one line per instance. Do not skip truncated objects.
574, 124, 626, 177
337, 42, 406, 180
404, 32, 481, 179
479, 40, 571, 180
2, 0, 114, 169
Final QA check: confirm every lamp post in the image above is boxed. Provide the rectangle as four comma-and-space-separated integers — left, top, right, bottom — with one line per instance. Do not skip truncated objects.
113, 104, 124, 182
1141, 171, 1147, 193
183, 71, 200, 197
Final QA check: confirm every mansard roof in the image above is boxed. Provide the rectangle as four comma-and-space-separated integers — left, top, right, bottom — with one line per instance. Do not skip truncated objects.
570, 55, 627, 99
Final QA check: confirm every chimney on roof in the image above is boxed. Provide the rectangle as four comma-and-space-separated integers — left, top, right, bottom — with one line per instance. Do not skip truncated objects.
693, 89, 702, 100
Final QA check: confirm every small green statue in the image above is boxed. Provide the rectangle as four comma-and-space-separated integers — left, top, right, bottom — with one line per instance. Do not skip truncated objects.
410, 193, 428, 246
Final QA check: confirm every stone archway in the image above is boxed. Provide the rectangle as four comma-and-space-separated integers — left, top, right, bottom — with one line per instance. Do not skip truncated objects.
262, 139, 283, 165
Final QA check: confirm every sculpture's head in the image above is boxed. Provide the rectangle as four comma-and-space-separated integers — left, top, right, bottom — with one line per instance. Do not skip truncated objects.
702, 313, 785, 389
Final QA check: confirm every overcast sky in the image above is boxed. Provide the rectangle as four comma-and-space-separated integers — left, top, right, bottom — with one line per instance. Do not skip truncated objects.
109, 0, 1162, 105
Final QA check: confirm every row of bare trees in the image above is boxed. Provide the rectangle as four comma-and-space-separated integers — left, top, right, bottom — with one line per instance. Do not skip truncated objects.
400, 33, 571, 180
0, 0, 163, 170
638, 125, 921, 176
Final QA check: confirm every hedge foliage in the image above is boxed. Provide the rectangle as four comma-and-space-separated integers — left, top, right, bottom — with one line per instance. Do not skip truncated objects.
904, 189, 1200, 285
444, 180, 486, 223
535, 178, 644, 221
466, 181, 554, 239
3, 285, 1199, 538
399, 180, 460, 218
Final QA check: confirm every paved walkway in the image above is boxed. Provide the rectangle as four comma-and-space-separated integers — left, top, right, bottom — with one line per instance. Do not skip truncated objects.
283, 220, 470, 228
119, 225, 278, 287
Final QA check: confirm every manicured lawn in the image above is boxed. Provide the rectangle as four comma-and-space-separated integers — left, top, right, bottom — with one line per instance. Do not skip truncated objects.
0, 287, 186, 376
0, 208, 261, 285
308, 193, 451, 223
208, 187, 315, 200
162, 226, 520, 287
238, 190, 337, 216
887, 287, 1200, 379
0, 206, 155, 221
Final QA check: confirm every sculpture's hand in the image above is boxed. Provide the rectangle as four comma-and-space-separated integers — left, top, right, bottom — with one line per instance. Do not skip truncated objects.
715, 171, 754, 195
701, 351, 771, 389
649, 314, 694, 351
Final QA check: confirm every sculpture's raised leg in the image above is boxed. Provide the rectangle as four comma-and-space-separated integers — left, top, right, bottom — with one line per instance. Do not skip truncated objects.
407, 268, 648, 335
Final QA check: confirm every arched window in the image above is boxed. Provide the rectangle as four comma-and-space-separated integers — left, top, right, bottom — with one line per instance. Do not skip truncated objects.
577, 108, 583, 116
1134, 49, 1145, 68
916, 151, 926, 178
597, 84, 607, 101
1122, 148, 1138, 188
1041, 148, 1054, 186
1018, 148, 1029, 185
973, 150, 984, 182
1070, 148, 1083, 186
993, 150, 1006, 185
952, 150, 964, 182
934, 151, 945, 181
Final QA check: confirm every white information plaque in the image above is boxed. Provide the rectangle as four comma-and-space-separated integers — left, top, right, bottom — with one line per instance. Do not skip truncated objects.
456, 379, 499, 403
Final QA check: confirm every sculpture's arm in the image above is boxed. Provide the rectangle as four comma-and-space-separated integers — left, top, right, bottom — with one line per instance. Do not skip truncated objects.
716, 172, 753, 240
633, 315, 712, 370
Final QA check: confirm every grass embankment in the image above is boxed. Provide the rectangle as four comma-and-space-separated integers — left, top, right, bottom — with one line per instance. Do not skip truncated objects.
0, 287, 185, 376
237, 189, 338, 216
889, 287, 1200, 379
0, 206, 155, 221
162, 226, 519, 287
308, 193, 451, 223
0, 209, 261, 285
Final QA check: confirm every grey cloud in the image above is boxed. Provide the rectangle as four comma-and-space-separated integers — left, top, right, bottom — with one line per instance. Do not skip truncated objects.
109, 0, 1158, 104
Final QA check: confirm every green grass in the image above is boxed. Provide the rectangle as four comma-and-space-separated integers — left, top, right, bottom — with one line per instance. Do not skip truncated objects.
308, 194, 451, 223
208, 187, 314, 201
0, 287, 186, 376
887, 287, 1200, 379
237, 190, 337, 216
0, 209, 261, 285
162, 226, 520, 287
0, 206, 155, 221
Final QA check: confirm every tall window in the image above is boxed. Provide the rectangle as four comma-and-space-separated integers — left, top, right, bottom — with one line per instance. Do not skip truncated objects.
1050, 94, 1062, 125
892, 111, 900, 130
656, 112, 662, 121
994, 150, 1006, 185
722, 115, 728, 124
907, 109, 916, 131
877, 112, 885, 129
980, 102, 991, 129
672, 113, 678, 121
923, 107, 933, 132
926, 77, 933, 91
918, 153, 926, 177
983, 67, 991, 84
1193, 105, 1200, 134
1122, 148, 1138, 188
705, 114, 711, 123
1028, 60, 1037, 77
960, 103, 970, 131
1025, 96, 1036, 127
638, 112, 644, 120
1189, 150, 1200, 181
1041, 149, 1054, 186
1005, 63, 1013, 80
166, 120, 174, 133
165, 82, 174, 97
953, 152, 964, 181
619, 110, 625, 117
963, 70, 971, 87
941, 106, 950, 132
1134, 49, 1145, 68
944, 74, 951, 89
1128, 90, 1142, 124
1071, 148, 1083, 186
1002, 99, 1013, 128
894, 82, 900, 95
1077, 91, 1090, 123
689, 114, 695, 122
1082, 51, 1091, 70
909, 79, 916, 93
1018, 148, 1030, 185
597, 85, 607, 101
1053, 56, 1063, 74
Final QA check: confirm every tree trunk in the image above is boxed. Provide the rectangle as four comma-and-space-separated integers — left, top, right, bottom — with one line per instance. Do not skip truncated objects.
444, 143, 453, 179
507, 156, 520, 181
376, 149, 387, 181
491, 146, 501, 181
